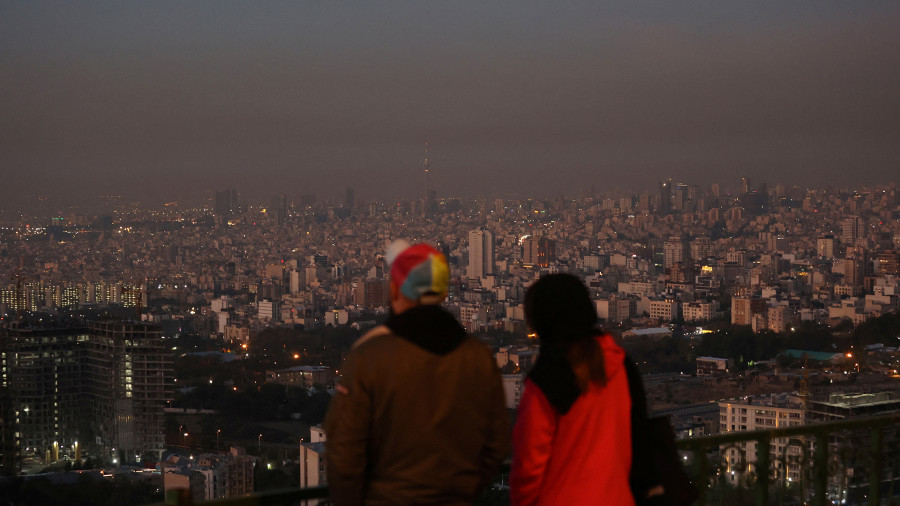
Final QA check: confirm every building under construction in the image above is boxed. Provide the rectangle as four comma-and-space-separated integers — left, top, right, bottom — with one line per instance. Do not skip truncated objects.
0, 320, 171, 474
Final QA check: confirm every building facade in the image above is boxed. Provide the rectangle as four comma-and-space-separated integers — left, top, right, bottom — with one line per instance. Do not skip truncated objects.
719, 394, 805, 484
265, 366, 334, 389
468, 228, 495, 279
1, 321, 171, 468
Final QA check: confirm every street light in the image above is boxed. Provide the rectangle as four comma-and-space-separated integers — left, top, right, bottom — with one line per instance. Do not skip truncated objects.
258, 434, 262, 455
217, 429, 221, 451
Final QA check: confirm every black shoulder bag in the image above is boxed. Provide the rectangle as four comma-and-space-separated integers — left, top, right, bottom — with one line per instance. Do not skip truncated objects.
625, 357, 700, 506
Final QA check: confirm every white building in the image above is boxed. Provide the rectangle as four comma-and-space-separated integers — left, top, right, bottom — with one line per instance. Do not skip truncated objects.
719, 394, 805, 484
309, 426, 327, 443
324, 309, 349, 326
468, 228, 495, 279
663, 236, 688, 269
257, 299, 279, 322
190, 465, 228, 502
621, 327, 672, 340
816, 236, 835, 258
502, 374, 525, 409
696, 356, 731, 375
766, 305, 792, 333
299, 442, 328, 491
649, 299, 679, 321
682, 301, 717, 322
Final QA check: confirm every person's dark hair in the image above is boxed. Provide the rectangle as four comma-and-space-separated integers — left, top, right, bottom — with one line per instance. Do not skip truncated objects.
525, 273, 605, 414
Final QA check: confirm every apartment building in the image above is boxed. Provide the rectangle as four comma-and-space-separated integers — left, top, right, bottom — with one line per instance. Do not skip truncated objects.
719, 394, 805, 484
1, 321, 172, 465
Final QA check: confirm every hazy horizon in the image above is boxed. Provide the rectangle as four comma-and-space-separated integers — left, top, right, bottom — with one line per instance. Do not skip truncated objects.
3, 2, 900, 212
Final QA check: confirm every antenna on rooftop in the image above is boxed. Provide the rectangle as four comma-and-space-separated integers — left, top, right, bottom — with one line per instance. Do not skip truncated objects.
424, 141, 430, 198
423, 141, 431, 218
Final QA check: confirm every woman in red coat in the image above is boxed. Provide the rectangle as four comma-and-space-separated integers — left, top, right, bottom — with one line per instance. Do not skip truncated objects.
510, 274, 636, 506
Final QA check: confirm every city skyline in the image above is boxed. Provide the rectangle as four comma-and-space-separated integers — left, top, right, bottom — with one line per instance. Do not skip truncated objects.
2, 2, 900, 210
1, 177, 898, 220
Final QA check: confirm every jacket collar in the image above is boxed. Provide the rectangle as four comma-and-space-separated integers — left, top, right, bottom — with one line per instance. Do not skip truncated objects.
385, 304, 467, 355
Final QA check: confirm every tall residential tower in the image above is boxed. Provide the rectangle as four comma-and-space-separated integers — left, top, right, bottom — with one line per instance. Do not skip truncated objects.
468, 228, 495, 279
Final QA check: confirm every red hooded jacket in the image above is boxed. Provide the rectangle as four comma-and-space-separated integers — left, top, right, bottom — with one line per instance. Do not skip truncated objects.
510, 334, 634, 506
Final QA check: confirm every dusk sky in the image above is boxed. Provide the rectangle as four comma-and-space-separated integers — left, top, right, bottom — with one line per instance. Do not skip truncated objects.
2, 1, 899, 210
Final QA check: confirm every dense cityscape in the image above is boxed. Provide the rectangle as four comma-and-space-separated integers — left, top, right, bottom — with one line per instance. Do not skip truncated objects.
3, 0, 899, 503
0, 178, 898, 504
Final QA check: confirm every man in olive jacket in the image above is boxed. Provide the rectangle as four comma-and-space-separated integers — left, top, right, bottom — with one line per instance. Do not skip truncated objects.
324, 242, 510, 505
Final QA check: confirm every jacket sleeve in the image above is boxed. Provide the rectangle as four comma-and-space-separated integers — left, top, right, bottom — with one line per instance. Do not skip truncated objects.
323, 350, 371, 506
510, 379, 557, 506
479, 358, 512, 491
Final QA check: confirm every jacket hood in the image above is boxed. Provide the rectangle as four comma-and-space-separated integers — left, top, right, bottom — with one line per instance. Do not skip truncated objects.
385, 304, 467, 355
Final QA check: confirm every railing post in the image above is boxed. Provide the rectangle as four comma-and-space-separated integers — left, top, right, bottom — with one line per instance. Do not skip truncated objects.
869, 423, 882, 506
165, 488, 193, 506
755, 435, 770, 506
692, 441, 710, 506
674, 414, 900, 506
813, 430, 829, 506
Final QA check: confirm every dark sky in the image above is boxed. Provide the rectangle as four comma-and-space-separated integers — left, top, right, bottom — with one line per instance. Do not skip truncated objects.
2, 1, 899, 209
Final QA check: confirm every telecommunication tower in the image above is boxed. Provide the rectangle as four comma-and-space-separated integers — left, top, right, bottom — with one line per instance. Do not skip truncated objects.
424, 142, 430, 202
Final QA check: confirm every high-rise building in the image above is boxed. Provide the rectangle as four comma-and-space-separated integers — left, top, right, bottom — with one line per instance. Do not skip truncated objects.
657, 180, 672, 214
817, 235, 836, 258
731, 297, 766, 326
85, 321, 171, 462
423, 143, 437, 218
468, 228, 495, 279
807, 392, 900, 503
345, 187, 355, 212
363, 279, 390, 308
663, 236, 688, 270
837, 248, 869, 288
269, 194, 286, 224
638, 192, 651, 212
841, 216, 862, 245
1, 328, 83, 470
875, 250, 900, 275
522, 236, 556, 268
1, 322, 172, 470
689, 237, 713, 261
672, 184, 687, 211
214, 189, 238, 217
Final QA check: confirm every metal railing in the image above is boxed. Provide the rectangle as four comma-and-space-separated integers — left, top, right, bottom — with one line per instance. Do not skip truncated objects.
158, 413, 900, 506
677, 412, 900, 506
161, 486, 329, 506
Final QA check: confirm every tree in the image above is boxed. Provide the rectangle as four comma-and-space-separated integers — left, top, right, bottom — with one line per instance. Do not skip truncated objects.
852, 311, 900, 348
